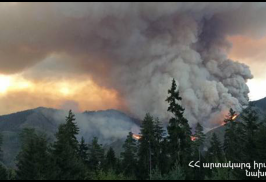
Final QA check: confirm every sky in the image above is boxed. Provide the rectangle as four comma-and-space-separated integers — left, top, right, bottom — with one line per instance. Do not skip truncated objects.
228, 36, 266, 101
0, 2, 265, 125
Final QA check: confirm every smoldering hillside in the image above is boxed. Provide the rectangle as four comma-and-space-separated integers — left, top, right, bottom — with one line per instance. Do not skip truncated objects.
0, 107, 139, 167
2, 3, 266, 129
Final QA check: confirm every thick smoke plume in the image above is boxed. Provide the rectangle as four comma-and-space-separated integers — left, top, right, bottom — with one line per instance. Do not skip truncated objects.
1, 2, 266, 128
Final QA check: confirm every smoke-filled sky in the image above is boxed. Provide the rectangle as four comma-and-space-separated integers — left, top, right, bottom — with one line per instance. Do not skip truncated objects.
0, 2, 266, 128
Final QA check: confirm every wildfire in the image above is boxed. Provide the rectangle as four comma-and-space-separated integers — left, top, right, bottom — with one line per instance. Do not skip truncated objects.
191, 136, 198, 142
232, 114, 238, 121
133, 134, 142, 140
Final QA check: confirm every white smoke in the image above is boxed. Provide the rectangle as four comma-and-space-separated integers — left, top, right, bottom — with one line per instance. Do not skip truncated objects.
2, 2, 266, 128
54, 2, 256, 128
50, 109, 139, 144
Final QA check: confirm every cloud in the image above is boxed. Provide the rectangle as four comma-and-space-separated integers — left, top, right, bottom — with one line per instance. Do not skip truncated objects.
1, 2, 266, 128
0, 76, 122, 115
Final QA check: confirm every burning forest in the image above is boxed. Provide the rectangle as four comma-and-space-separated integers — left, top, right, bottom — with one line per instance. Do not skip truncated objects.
0, 2, 266, 181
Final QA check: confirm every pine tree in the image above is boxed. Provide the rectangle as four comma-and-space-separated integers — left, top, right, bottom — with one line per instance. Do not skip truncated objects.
121, 132, 138, 178
193, 123, 206, 150
153, 118, 167, 173
16, 129, 51, 180
104, 147, 117, 171
208, 133, 223, 162
166, 79, 192, 167
78, 137, 89, 164
256, 124, 266, 180
256, 124, 266, 162
223, 108, 247, 180
241, 105, 260, 162
204, 133, 225, 180
52, 110, 85, 180
138, 114, 155, 180
192, 123, 206, 180
223, 108, 240, 162
160, 138, 171, 175
88, 137, 105, 172
234, 106, 260, 180
192, 123, 205, 161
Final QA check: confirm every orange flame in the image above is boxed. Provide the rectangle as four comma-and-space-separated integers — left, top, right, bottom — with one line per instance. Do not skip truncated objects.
232, 114, 238, 121
133, 134, 142, 140
191, 136, 198, 142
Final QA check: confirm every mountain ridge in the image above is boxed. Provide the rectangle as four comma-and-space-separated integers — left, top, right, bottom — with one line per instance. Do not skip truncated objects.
0, 107, 139, 167
1, 96, 266, 167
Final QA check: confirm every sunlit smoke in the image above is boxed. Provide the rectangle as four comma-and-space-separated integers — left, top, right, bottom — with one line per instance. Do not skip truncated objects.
0, 3, 266, 129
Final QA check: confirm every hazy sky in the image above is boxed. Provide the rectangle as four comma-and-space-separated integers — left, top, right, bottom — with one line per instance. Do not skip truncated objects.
229, 36, 266, 101
0, 2, 265, 118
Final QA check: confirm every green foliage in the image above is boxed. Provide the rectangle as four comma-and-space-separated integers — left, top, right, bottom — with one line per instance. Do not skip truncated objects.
205, 167, 235, 180
240, 106, 260, 162
121, 132, 138, 178
223, 108, 240, 162
7, 169, 17, 180
166, 79, 192, 168
256, 125, 266, 161
88, 137, 105, 172
138, 114, 155, 179
92, 170, 129, 180
78, 137, 89, 164
151, 164, 185, 180
208, 133, 223, 162
235, 106, 260, 180
192, 123, 206, 180
16, 129, 51, 180
104, 147, 117, 171
153, 118, 169, 174
52, 110, 86, 180
193, 123, 206, 150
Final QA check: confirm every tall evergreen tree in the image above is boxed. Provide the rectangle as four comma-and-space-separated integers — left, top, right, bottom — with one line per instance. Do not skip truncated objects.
153, 118, 167, 173
205, 133, 225, 180
121, 132, 138, 178
208, 133, 223, 162
138, 114, 155, 180
192, 123, 206, 159
104, 147, 117, 171
78, 137, 89, 165
88, 137, 105, 172
223, 108, 240, 161
194, 123, 206, 149
256, 124, 266, 162
241, 105, 260, 162
159, 138, 171, 175
192, 123, 206, 180
52, 110, 85, 180
166, 79, 192, 167
234, 106, 260, 180
16, 129, 51, 180
256, 124, 266, 180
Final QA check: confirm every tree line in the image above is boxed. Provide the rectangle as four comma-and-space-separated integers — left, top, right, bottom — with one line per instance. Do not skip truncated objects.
0, 79, 266, 180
